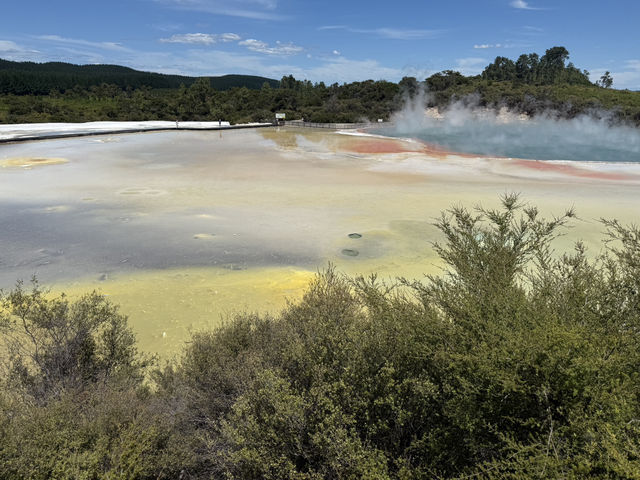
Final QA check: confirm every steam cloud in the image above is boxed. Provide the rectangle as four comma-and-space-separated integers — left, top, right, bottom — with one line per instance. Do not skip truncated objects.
389, 90, 640, 163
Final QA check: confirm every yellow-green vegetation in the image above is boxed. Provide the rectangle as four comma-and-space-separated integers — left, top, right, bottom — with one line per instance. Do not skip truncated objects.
1, 195, 639, 479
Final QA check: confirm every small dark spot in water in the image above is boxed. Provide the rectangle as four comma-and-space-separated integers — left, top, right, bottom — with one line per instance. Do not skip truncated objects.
341, 249, 359, 257
98, 273, 108, 281
348, 233, 362, 239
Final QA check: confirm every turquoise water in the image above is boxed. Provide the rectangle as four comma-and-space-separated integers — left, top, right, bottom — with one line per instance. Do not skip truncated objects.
375, 113, 640, 163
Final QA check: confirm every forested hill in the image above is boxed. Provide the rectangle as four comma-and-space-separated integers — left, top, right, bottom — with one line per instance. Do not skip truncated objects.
1, 47, 639, 125
0, 59, 279, 94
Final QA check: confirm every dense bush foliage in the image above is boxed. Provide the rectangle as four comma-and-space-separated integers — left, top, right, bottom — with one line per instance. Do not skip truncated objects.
2, 47, 640, 126
0, 76, 401, 124
2, 195, 639, 479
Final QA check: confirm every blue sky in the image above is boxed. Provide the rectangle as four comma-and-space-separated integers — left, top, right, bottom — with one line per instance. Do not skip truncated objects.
1, 0, 638, 89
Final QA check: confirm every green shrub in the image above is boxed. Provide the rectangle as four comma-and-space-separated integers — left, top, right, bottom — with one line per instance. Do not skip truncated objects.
2, 196, 640, 478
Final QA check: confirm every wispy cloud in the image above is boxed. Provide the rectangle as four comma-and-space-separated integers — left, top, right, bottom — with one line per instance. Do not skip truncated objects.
35, 35, 130, 52
154, 0, 286, 20
159, 32, 305, 58
510, 0, 542, 10
0, 40, 40, 60
318, 25, 442, 40
159, 33, 241, 45
473, 43, 523, 49
238, 39, 303, 56
474, 44, 503, 49
317, 25, 347, 31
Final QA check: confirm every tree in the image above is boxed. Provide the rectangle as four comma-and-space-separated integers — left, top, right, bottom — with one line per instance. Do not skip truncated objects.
539, 46, 570, 84
541, 46, 569, 69
482, 57, 517, 81
515, 53, 540, 83
279, 74, 300, 90
598, 71, 614, 88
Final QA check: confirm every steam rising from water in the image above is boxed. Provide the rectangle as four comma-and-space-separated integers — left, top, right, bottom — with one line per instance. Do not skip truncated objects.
386, 90, 640, 162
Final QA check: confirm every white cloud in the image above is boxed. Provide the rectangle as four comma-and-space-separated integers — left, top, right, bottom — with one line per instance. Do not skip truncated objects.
159, 33, 241, 45
36, 35, 130, 52
160, 33, 217, 45
154, 0, 285, 20
510, 0, 530, 8
332, 50, 340, 55
219, 33, 242, 42
456, 57, 487, 76
474, 44, 503, 49
239, 39, 303, 56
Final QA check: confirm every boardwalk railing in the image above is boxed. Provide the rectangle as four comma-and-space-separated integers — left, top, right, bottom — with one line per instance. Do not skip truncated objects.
284, 120, 383, 129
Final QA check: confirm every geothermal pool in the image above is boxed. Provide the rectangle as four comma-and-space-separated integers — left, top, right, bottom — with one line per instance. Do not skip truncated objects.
385, 106, 640, 163
1, 126, 639, 357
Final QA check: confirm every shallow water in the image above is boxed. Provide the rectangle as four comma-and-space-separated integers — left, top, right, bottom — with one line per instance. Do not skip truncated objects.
1, 127, 639, 357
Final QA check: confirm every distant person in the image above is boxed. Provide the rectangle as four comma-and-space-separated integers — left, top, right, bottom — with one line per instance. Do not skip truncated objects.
218, 119, 221, 127
175, 119, 179, 129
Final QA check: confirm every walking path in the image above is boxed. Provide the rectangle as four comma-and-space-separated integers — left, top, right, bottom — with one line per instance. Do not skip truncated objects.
0, 121, 274, 143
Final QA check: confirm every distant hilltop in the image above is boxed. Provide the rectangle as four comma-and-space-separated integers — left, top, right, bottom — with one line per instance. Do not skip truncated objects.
0, 58, 280, 95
